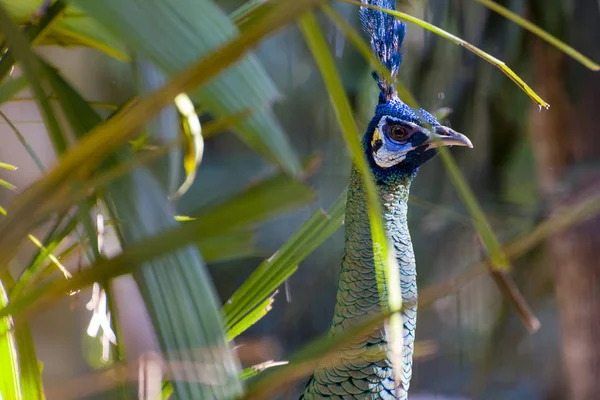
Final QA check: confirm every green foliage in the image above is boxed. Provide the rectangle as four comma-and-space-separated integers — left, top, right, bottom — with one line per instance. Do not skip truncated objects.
66, 0, 302, 176
0, 0, 597, 399
107, 169, 244, 398
2, 0, 126, 59
0, 76, 28, 105
1, 275, 43, 400
223, 192, 344, 339
0, 2, 66, 153
0, 278, 21, 400
190, 171, 315, 227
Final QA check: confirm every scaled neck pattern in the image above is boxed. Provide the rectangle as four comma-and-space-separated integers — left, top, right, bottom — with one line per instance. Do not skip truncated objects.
302, 166, 418, 399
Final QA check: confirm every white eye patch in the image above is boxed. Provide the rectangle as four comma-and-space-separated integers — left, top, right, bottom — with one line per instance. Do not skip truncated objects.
372, 132, 409, 168
371, 117, 424, 168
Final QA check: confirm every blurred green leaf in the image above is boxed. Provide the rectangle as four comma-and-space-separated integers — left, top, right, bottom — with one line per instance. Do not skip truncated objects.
41, 59, 102, 133
12, 325, 43, 400
40, 50, 239, 399
106, 168, 243, 399
176, 165, 315, 228
198, 230, 259, 263
201, 109, 253, 140
40, 11, 127, 60
66, 0, 301, 176
191, 173, 315, 230
231, 0, 268, 24
0, 2, 67, 153
0, 179, 15, 191
223, 192, 344, 338
0, 0, 324, 270
299, 10, 405, 387
243, 309, 395, 399
0, 277, 20, 399
0, 0, 39, 20
162, 381, 173, 400
0, 181, 324, 332
1, 0, 127, 59
1, 274, 42, 400
0, 1, 67, 82
0, 110, 45, 172
39, 59, 104, 260
135, 58, 182, 195
0, 76, 27, 105
11, 214, 78, 299
0, 162, 16, 171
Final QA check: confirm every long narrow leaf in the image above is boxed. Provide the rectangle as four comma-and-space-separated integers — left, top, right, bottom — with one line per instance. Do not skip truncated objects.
0, 277, 21, 399
11, 215, 78, 298
0, 110, 45, 172
226, 294, 275, 342
476, 0, 599, 71
1, 274, 42, 400
223, 193, 344, 332
0, 3, 67, 153
340, 0, 550, 109
299, 11, 405, 388
436, 145, 510, 271
243, 309, 395, 399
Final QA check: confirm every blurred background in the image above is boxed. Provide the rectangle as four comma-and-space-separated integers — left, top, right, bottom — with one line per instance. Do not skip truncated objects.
0, 0, 599, 399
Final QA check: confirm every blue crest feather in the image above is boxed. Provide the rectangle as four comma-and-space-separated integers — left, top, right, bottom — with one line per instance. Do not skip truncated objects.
360, 0, 406, 101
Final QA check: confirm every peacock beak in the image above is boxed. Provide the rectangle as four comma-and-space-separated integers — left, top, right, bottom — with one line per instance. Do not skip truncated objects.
429, 126, 473, 148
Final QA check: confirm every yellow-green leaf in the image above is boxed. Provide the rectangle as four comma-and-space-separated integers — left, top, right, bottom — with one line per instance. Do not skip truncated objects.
66, 0, 302, 176
340, 0, 550, 109
476, 0, 599, 71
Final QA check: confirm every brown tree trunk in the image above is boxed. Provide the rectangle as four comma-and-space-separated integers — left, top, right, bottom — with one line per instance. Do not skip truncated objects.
529, 22, 600, 399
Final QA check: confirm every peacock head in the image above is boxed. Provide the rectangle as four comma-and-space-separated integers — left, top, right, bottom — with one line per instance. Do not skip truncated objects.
364, 96, 472, 178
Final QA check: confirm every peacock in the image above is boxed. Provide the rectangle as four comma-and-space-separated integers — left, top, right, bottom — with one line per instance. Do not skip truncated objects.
301, 1, 473, 398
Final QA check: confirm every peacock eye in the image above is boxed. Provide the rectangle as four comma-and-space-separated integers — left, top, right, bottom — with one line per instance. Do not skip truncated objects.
388, 124, 412, 142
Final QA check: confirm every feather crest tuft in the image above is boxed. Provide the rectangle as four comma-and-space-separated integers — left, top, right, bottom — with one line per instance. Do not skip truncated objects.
360, 0, 406, 101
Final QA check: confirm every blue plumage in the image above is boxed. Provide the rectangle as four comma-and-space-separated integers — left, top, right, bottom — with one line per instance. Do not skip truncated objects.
360, 0, 406, 100
363, 99, 443, 179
